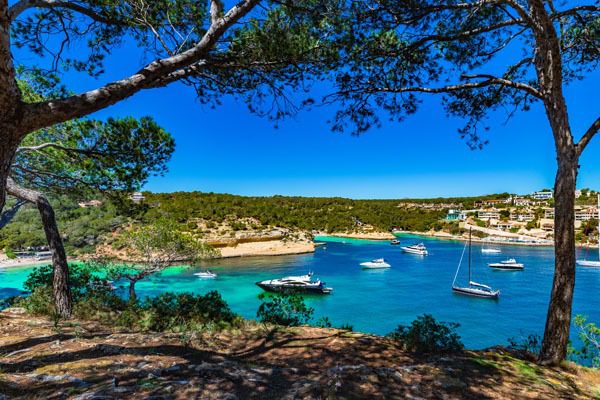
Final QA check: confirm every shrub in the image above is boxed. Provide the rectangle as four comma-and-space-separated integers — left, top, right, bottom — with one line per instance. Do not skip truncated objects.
139, 291, 237, 331
507, 333, 542, 355
257, 292, 314, 327
5, 248, 16, 259
315, 316, 332, 328
387, 314, 464, 353
569, 315, 600, 368
24, 263, 112, 302
16, 287, 56, 317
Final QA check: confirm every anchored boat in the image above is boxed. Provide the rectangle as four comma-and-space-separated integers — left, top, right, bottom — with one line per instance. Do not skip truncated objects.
488, 258, 524, 270
256, 272, 332, 294
194, 270, 217, 279
452, 229, 500, 299
360, 258, 391, 269
401, 243, 428, 255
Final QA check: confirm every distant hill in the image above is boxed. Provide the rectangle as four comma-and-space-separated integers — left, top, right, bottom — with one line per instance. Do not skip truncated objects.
0, 191, 530, 254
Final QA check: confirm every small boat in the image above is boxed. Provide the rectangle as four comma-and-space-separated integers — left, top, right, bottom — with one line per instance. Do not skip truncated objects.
256, 272, 332, 294
481, 248, 501, 254
390, 239, 401, 245
401, 243, 428, 255
577, 259, 600, 267
194, 270, 217, 279
360, 258, 391, 269
452, 229, 500, 299
488, 258, 525, 270
577, 194, 600, 267
488, 258, 524, 270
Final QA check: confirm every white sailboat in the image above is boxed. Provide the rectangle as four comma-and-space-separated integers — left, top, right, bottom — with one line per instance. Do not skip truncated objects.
452, 228, 500, 299
577, 194, 600, 267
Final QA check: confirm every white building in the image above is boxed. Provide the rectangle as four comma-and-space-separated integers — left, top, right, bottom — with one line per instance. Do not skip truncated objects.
532, 191, 553, 200
130, 192, 145, 203
575, 207, 599, 221
478, 209, 501, 220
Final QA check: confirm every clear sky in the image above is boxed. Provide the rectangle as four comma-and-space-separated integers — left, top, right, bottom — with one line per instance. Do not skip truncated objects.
17, 36, 600, 199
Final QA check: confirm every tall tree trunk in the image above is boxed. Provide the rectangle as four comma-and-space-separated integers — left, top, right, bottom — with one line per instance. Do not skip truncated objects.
539, 151, 578, 365
128, 280, 137, 303
6, 178, 72, 318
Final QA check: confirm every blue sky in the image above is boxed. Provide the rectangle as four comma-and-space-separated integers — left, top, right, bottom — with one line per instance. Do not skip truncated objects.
16, 31, 600, 199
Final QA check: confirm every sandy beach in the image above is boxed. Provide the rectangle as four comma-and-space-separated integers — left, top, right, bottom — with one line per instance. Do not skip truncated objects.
322, 231, 396, 240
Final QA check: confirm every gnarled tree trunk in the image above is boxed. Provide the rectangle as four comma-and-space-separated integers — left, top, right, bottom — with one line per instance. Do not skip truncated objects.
539, 150, 578, 364
6, 178, 72, 317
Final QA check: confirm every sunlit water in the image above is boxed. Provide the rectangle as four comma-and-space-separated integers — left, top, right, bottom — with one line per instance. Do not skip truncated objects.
1, 234, 599, 350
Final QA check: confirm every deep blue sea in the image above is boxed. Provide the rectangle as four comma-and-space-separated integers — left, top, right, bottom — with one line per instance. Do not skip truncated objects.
1, 234, 599, 350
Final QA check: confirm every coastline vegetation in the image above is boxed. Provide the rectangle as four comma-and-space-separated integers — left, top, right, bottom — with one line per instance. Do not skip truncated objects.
0, 191, 521, 254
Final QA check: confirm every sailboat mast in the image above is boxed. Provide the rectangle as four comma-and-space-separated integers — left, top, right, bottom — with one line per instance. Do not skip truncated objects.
468, 228, 472, 282
597, 194, 599, 261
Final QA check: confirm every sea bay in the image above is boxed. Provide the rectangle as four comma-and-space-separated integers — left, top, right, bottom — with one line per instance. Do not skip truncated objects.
2, 234, 599, 350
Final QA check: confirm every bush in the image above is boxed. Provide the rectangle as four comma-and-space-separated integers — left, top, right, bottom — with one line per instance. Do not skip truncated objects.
24, 263, 112, 302
507, 333, 542, 355
139, 291, 237, 332
5, 248, 16, 259
16, 286, 56, 317
569, 315, 600, 368
256, 292, 314, 327
387, 314, 464, 353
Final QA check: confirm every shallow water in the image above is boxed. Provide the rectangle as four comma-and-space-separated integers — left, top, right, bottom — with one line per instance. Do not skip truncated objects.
1, 234, 599, 350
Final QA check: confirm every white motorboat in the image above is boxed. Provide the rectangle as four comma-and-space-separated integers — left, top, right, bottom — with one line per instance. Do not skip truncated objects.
452, 228, 500, 299
481, 248, 501, 254
360, 258, 391, 269
256, 272, 332, 294
488, 258, 524, 270
577, 194, 600, 267
401, 243, 428, 255
194, 270, 217, 279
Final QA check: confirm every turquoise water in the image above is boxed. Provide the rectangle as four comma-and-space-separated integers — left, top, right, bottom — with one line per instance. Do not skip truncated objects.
2, 234, 600, 350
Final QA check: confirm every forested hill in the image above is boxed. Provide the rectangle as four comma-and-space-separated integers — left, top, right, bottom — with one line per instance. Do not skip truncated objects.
0, 191, 509, 254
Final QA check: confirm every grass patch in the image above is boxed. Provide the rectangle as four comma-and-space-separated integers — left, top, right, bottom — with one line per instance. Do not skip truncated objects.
469, 355, 500, 370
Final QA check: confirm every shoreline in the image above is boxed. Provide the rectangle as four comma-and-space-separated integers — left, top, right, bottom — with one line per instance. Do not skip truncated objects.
316, 231, 396, 241
394, 230, 555, 247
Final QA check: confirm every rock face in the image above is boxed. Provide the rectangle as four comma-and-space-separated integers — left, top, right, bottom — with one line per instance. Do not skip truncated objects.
0, 310, 599, 399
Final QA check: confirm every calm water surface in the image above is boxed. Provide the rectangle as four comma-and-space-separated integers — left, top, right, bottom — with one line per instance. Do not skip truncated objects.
1, 234, 599, 349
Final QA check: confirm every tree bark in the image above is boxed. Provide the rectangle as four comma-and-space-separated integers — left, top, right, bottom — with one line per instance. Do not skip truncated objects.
539, 151, 578, 365
128, 280, 137, 303
6, 178, 72, 317
0, 198, 26, 229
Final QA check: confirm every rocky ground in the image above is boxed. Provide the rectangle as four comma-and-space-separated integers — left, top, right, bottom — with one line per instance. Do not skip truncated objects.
1, 309, 599, 399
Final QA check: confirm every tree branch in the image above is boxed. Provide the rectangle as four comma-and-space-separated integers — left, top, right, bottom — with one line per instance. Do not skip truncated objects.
461, 73, 543, 98
9, 0, 115, 24
21, 0, 261, 133
17, 141, 102, 156
577, 116, 600, 156
0, 198, 26, 229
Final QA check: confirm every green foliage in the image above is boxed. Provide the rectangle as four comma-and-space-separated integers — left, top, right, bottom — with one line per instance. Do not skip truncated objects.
4, 248, 16, 259
570, 315, 600, 368
315, 316, 333, 328
507, 333, 542, 355
16, 286, 56, 317
387, 314, 464, 353
138, 292, 237, 332
23, 263, 112, 302
257, 292, 314, 327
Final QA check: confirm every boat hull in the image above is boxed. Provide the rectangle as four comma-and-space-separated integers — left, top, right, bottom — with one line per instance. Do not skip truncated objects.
577, 260, 600, 267
488, 264, 524, 270
255, 282, 333, 294
401, 247, 428, 255
360, 262, 391, 269
452, 286, 499, 299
